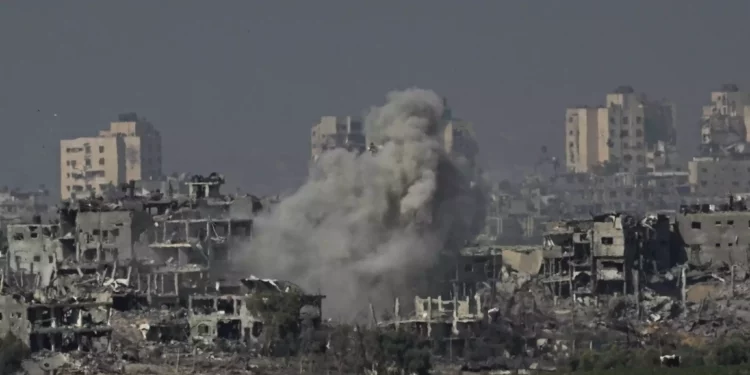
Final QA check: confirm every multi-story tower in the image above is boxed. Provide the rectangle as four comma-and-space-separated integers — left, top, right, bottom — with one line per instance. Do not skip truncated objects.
310, 116, 366, 162
565, 86, 677, 174
60, 113, 162, 199
565, 106, 609, 173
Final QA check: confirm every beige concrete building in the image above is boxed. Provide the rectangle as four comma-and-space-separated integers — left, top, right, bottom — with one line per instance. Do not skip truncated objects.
310, 116, 366, 161
565, 107, 609, 173
60, 113, 162, 199
566, 86, 676, 174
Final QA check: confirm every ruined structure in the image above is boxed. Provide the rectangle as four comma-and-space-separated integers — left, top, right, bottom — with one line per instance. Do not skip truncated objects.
7, 166, 750, 373
541, 212, 673, 300
187, 276, 324, 349
0, 290, 113, 353
142, 173, 254, 307
0, 172, 304, 363
380, 294, 484, 355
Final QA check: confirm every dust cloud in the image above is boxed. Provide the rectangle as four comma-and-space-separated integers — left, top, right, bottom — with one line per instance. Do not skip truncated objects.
239, 88, 483, 320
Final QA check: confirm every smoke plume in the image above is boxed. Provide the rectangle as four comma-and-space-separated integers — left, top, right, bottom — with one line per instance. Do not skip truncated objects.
242, 88, 482, 320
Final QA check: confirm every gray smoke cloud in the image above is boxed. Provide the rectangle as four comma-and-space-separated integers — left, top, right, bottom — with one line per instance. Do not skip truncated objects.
240, 88, 481, 320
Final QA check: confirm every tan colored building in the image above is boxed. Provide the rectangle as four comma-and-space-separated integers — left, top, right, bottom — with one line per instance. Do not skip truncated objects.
310, 116, 366, 161
60, 113, 162, 199
566, 86, 676, 174
565, 107, 609, 173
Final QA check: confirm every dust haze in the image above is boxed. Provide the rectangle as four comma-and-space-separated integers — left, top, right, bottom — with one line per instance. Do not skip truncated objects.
238, 88, 483, 320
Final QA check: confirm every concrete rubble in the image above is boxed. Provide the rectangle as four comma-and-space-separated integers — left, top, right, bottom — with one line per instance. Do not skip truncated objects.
0, 174, 327, 374
4, 173, 750, 373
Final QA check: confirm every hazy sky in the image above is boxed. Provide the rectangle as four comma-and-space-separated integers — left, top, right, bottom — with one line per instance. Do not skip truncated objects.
1, 1, 749, 194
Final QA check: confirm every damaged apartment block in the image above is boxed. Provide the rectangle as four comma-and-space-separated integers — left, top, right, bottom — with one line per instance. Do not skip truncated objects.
541, 212, 674, 302
0, 291, 113, 353
5, 219, 64, 288
541, 214, 636, 300
186, 276, 324, 349
141, 175, 253, 308
0, 173, 273, 355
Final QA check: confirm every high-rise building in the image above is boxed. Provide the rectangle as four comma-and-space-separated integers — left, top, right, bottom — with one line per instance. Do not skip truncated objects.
565, 106, 609, 173
441, 99, 479, 167
60, 113, 162, 199
565, 86, 677, 174
310, 116, 366, 161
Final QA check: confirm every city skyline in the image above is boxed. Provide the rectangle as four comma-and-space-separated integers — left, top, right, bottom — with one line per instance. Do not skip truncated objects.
1, 1, 749, 194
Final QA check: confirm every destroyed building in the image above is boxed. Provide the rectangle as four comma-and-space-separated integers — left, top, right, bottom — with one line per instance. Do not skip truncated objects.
0, 172, 284, 358
187, 276, 324, 348
540, 213, 660, 299
73, 208, 153, 268
453, 244, 542, 300
141, 173, 255, 308
380, 294, 484, 355
0, 290, 113, 353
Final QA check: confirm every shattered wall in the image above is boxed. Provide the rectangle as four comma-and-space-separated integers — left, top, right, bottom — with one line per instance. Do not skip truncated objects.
189, 294, 257, 343
148, 218, 252, 268
6, 224, 61, 286
76, 210, 152, 264
0, 292, 113, 353
592, 220, 627, 258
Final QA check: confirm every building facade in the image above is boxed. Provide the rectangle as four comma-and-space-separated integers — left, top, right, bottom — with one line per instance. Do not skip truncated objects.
310, 116, 366, 161
688, 157, 750, 196
565, 86, 677, 174
700, 84, 750, 154
60, 113, 162, 199
565, 107, 609, 173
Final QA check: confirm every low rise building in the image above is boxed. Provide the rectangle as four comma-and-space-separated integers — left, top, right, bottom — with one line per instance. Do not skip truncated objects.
676, 200, 750, 266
